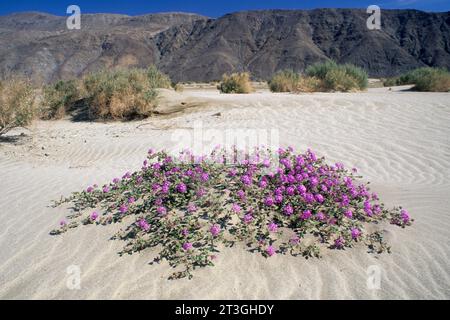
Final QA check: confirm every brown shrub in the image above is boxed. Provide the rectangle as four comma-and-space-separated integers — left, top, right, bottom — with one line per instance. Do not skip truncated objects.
218, 72, 254, 93
0, 77, 36, 135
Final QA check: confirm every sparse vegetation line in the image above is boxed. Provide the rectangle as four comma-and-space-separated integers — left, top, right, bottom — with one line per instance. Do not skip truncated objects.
383, 67, 450, 92
268, 61, 369, 93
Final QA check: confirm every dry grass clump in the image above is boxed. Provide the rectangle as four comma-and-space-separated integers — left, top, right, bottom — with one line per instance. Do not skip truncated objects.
383, 67, 450, 92
0, 77, 36, 135
40, 79, 81, 120
304, 61, 368, 92
83, 67, 171, 120
295, 76, 323, 93
218, 72, 254, 93
267, 62, 368, 93
147, 65, 172, 89
268, 70, 301, 92
37, 66, 171, 121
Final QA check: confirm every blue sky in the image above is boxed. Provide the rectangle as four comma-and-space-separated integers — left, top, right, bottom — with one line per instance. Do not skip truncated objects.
0, 0, 449, 17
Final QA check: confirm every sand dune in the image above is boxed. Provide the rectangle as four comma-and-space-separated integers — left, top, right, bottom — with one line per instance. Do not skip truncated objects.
0, 87, 449, 299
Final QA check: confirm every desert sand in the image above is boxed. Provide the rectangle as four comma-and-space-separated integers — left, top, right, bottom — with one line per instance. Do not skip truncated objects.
0, 86, 449, 299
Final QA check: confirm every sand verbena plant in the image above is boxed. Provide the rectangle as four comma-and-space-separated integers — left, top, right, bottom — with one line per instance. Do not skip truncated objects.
52, 146, 413, 280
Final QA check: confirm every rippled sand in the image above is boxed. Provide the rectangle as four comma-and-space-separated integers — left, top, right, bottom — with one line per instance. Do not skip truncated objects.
1, 87, 449, 299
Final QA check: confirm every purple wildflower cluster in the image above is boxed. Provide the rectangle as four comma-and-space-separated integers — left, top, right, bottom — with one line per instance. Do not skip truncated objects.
52, 146, 413, 279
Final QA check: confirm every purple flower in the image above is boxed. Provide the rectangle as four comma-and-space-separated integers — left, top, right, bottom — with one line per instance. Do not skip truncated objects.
128, 197, 135, 204
268, 221, 278, 233
315, 211, 325, 221
196, 188, 206, 198
161, 183, 169, 194
182, 242, 193, 251
137, 218, 150, 232
297, 185, 307, 194
283, 205, 294, 216
187, 203, 197, 213
274, 194, 283, 204
148, 148, 155, 155
119, 204, 128, 214
290, 235, 300, 245
200, 173, 209, 182
176, 183, 187, 193
334, 237, 345, 249
228, 168, 237, 177
400, 209, 410, 223
264, 196, 274, 207
286, 186, 295, 196
90, 211, 98, 221
122, 172, 131, 179
344, 209, 353, 219
102, 186, 110, 193
232, 203, 241, 213
112, 177, 120, 184
241, 175, 252, 185
60, 220, 67, 226
157, 206, 167, 216
237, 190, 246, 200
210, 224, 221, 237
86, 186, 94, 193
308, 149, 317, 161
310, 176, 319, 187
315, 194, 324, 203
266, 245, 276, 257
243, 213, 253, 224
351, 228, 361, 239
259, 180, 268, 188
181, 228, 189, 236
300, 210, 312, 220
304, 193, 314, 204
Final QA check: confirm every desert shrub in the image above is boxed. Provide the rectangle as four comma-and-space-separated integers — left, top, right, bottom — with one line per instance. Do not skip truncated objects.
294, 76, 323, 93
268, 70, 301, 92
147, 65, 172, 89
218, 72, 254, 93
382, 77, 399, 87
305, 60, 338, 80
383, 67, 450, 91
305, 61, 368, 91
406, 68, 450, 92
323, 68, 359, 92
40, 79, 80, 120
83, 67, 170, 120
52, 146, 413, 280
0, 77, 36, 135
342, 63, 369, 90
